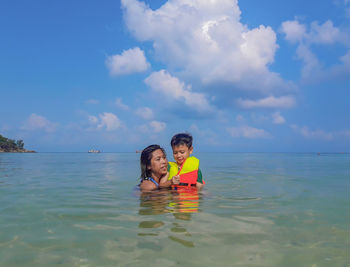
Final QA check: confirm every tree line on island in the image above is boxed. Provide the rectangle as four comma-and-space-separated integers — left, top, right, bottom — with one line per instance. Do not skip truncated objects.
0, 134, 35, 152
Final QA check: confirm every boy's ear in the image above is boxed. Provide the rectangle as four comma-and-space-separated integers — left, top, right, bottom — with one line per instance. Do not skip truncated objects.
189, 146, 193, 154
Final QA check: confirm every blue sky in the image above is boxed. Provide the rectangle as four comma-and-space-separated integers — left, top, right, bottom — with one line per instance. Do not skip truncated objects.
1, 0, 350, 152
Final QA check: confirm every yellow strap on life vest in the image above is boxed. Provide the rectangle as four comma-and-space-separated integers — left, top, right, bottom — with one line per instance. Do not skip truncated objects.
168, 156, 199, 180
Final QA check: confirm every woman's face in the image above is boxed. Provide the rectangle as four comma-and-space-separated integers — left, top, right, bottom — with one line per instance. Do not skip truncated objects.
148, 149, 168, 178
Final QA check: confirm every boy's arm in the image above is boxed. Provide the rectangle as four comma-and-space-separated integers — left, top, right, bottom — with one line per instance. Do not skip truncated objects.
159, 164, 180, 188
196, 182, 204, 190
196, 168, 205, 190
159, 173, 180, 188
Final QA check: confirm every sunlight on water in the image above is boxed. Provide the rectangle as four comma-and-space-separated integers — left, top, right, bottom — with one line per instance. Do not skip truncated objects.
0, 152, 350, 266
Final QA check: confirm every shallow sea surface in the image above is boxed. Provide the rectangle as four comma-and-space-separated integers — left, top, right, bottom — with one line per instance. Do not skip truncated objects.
0, 152, 350, 266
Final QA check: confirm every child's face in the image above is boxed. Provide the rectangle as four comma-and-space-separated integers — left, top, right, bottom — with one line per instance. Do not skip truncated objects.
172, 144, 193, 166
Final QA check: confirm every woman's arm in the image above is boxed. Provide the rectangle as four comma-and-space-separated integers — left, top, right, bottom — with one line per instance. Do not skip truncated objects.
159, 172, 172, 188
159, 179, 171, 188
140, 180, 158, 191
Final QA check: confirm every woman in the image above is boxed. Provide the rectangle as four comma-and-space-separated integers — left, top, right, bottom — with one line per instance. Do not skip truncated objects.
139, 144, 178, 191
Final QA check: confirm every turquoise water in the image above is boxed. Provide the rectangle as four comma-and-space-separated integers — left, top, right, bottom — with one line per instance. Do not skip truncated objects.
0, 152, 350, 266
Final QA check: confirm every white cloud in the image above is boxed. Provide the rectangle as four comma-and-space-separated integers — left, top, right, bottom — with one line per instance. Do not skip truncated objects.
99, 113, 121, 131
85, 99, 99, 105
346, 7, 350, 18
189, 124, 200, 132
237, 95, 296, 109
251, 113, 268, 124
281, 20, 340, 45
149, 120, 166, 133
280, 20, 306, 43
291, 125, 350, 141
144, 70, 212, 112
236, 114, 245, 122
89, 112, 122, 131
135, 107, 153, 120
189, 124, 219, 145
137, 120, 166, 133
291, 125, 333, 140
328, 50, 350, 78
115, 98, 129, 110
106, 47, 150, 76
341, 130, 350, 137
88, 115, 99, 124
281, 19, 344, 79
296, 43, 321, 78
22, 113, 57, 133
344, 0, 350, 17
309, 20, 340, 44
227, 125, 271, 139
121, 0, 290, 93
272, 112, 285, 124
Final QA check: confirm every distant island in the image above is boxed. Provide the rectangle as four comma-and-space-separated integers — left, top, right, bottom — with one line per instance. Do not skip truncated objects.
0, 134, 36, 153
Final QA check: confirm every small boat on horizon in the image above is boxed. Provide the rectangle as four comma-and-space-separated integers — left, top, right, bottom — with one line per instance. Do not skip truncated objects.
88, 149, 101, 153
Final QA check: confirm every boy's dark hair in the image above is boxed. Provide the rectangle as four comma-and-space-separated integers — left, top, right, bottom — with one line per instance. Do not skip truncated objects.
140, 144, 166, 179
170, 133, 193, 148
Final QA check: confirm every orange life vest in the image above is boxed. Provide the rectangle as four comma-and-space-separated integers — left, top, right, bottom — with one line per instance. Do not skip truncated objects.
168, 157, 199, 187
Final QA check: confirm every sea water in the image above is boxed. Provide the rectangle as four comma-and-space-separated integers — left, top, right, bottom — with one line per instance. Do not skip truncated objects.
0, 152, 349, 266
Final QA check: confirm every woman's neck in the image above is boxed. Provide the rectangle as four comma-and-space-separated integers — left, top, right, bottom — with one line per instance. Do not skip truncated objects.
150, 172, 165, 182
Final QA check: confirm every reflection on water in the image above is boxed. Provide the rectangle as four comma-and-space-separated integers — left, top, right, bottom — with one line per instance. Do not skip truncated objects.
138, 190, 170, 216
138, 221, 165, 228
138, 188, 200, 247
139, 187, 200, 215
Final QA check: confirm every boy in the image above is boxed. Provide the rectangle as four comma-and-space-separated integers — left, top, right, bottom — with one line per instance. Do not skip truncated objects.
167, 133, 205, 189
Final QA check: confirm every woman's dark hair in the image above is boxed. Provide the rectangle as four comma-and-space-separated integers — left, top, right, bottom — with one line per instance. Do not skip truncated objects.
140, 144, 166, 179
170, 132, 193, 148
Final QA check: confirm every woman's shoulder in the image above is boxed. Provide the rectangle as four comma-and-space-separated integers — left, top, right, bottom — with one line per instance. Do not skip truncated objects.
139, 179, 158, 191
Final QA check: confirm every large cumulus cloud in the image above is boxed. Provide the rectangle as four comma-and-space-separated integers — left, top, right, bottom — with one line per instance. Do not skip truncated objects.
121, 0, 292, 94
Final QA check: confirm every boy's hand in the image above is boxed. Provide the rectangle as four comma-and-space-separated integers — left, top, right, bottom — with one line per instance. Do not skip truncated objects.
172, 175, 180, 185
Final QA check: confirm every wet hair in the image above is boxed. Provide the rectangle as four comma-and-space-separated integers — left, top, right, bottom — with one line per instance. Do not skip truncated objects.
170, 132, 193, 148
140, 144, 166, 179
